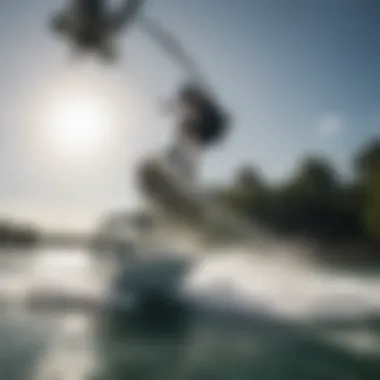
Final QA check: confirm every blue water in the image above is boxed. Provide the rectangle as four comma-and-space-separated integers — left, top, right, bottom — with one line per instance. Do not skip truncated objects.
0, 246, 379, 380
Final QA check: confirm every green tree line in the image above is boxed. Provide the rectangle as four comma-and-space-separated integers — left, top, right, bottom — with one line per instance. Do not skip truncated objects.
0, 220, 40, 247
217, 139, 380, 244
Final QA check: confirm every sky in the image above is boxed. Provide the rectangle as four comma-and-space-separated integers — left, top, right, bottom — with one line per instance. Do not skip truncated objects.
0, 0, 379, 231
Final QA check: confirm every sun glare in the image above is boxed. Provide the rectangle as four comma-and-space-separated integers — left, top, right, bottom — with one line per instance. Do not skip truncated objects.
46, 96, 111, 157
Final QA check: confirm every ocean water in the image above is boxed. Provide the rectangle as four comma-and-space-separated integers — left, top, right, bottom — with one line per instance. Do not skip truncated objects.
0, 244, 379, 380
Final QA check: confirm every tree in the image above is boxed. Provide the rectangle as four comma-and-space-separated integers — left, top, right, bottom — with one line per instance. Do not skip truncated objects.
290, 157, 339, 195
235, 165, 267, 194
355, 140, 380, 185
219, 165, 270, 221
268, 157, 344, 238
354, 140, 380, 240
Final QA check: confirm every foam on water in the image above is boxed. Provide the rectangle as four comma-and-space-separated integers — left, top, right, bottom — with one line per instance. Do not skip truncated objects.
184, 243, 380, 321
1, 243, 379, 323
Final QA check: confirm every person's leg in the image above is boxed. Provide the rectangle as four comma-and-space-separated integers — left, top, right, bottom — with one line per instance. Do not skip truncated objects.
167, 136, 200, 186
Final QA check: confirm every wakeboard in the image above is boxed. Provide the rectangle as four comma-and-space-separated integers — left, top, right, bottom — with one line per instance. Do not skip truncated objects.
137, 154, 205, 227
137, 151, 258, 243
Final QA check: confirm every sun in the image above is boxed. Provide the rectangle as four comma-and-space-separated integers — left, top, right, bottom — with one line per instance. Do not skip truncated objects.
46, 96, 111, 157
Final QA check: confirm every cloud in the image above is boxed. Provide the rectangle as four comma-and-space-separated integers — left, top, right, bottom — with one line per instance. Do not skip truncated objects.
315, 113, 346, 138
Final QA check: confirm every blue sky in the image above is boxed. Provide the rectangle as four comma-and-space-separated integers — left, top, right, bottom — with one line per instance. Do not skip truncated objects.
0, 0, 379, 231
